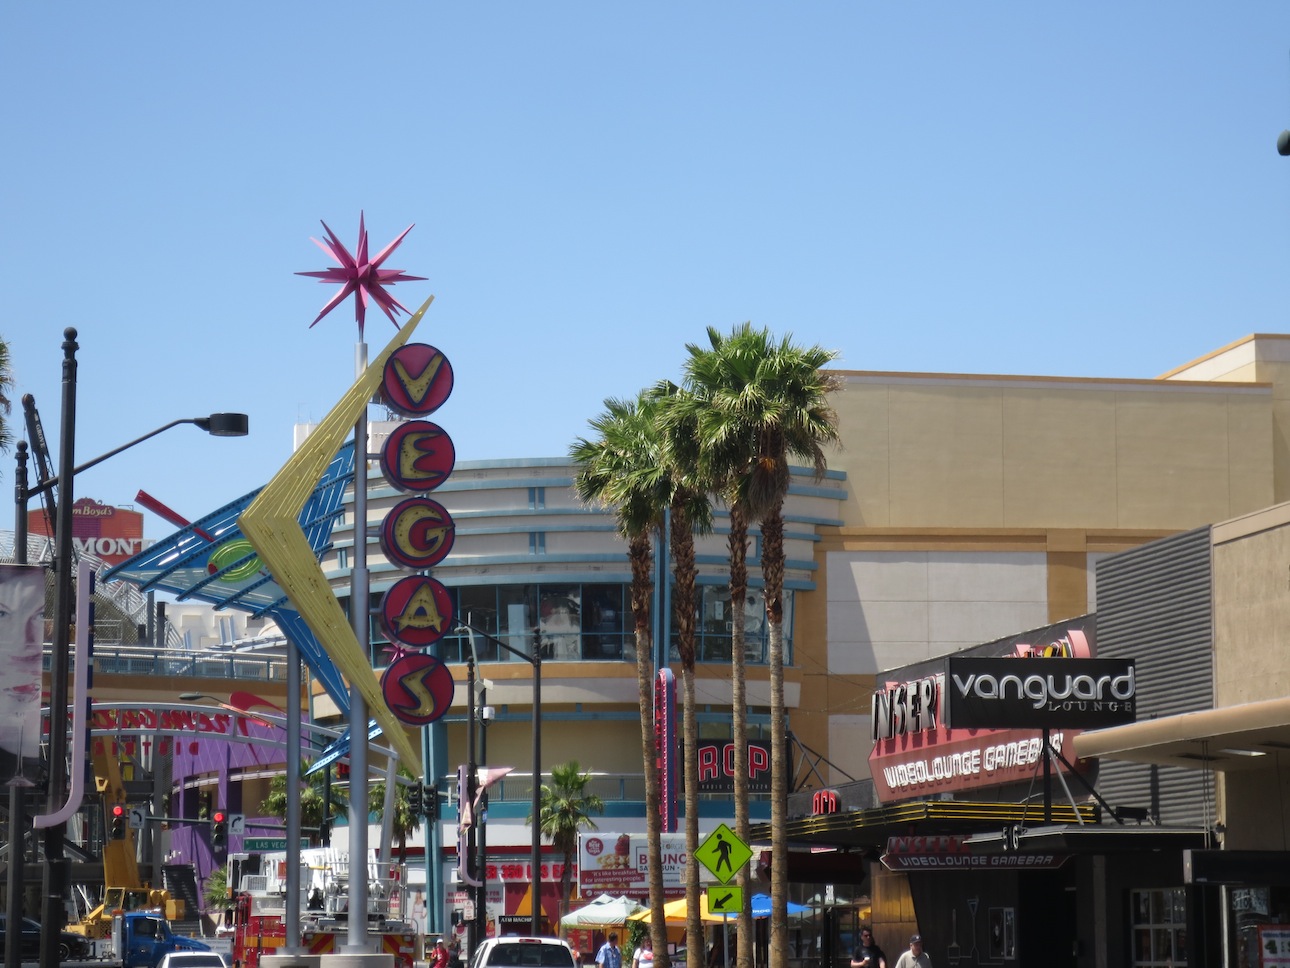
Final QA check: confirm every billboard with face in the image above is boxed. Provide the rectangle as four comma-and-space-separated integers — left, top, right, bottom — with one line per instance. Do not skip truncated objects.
0, 564, 46, 778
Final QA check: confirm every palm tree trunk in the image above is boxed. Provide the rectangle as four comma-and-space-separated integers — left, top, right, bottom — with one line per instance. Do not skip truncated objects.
630, 534, 669, 966
670, 508, 703, 968
682, 664, 702, 968
761, 508, 788, 968
728, 504, 752, 968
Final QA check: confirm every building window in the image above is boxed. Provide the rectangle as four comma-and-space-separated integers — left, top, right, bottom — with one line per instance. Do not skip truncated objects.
528, 487, 545, 509
529, 532, 546, 555
1131, 888, 1187, 966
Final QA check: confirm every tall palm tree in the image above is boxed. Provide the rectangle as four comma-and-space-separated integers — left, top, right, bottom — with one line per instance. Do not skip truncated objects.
679, 330, 761, 968
260, 760, 350, 846
535, 760, 606, 926
686, 324, 841, 968
653, 382, 714, 968
571, 394, 672, 967
368, 767, 422, 863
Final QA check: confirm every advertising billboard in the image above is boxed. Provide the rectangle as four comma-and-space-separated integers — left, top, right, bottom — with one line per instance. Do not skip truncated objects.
942, 657, 1136, 729
28, 497, 147, 567
0, 564, 46, 778
577, 832, 688, 899
868, 617, 1098, 803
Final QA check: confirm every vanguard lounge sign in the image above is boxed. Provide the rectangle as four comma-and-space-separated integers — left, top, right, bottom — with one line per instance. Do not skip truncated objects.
943, 657, 1136, 729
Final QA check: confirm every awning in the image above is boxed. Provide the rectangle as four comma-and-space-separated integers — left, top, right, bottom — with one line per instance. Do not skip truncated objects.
964, 823, 1208, 856
750, 800, 1098, 851
1072, 696, 1290, 771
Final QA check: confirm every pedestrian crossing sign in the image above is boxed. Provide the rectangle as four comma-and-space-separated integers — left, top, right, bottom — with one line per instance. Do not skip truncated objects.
694, 823, 752, 884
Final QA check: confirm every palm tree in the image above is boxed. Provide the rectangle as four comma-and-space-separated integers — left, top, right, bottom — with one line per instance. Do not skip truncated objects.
571, 393, 672, 968
686, 324, 841, 968
369, 767, 422, 863
535, 760, 606, 926
260, 760, 350, 846
679, 330, 761, 968
653, 382, 714, 968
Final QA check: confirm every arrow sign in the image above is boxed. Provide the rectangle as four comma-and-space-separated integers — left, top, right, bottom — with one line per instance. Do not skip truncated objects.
128, 807, 146, 830
707, 885, 743, 916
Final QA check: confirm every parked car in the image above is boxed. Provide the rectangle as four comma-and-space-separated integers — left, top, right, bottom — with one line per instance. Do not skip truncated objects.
0, 914, 92, 961
471, 937, 578, 968
156, 952, 230, 968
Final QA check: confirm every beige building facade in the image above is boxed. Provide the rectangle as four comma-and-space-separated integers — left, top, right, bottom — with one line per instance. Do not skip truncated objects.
801, 334, 1290, 784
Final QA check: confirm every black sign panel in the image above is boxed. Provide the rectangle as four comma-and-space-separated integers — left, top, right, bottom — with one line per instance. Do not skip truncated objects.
942, 657, 1136, 729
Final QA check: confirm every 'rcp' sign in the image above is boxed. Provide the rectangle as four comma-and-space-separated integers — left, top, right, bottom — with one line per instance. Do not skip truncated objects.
943, 657, 1136, 729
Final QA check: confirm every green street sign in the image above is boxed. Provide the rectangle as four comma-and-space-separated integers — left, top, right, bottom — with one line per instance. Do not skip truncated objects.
694, 823, 752, 884
707, 885, 743, 917
245, 837, 308, 851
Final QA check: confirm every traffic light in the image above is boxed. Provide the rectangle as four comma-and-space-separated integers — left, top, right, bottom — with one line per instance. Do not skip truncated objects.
109, 803, 127, 840
408, 782, 424, 816
425, 782, 438, 821
212, 810, 228, 850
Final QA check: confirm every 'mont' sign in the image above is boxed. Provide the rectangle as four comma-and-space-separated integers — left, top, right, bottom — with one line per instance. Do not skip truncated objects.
943, 657, 1136, 730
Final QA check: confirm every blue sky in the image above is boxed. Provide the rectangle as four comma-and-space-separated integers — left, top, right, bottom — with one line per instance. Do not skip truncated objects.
5, 3, 1290, 532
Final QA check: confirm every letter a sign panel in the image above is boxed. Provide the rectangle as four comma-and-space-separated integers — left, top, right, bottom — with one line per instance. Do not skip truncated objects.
694, 823, 752, 885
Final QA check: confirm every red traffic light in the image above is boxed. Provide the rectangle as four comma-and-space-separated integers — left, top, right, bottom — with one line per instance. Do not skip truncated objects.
110, 804, 126, 818
212, 810, 226, 824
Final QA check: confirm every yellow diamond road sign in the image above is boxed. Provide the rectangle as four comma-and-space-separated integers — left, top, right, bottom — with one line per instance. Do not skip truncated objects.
707, 885, 743, 917
694, 823, 752, 884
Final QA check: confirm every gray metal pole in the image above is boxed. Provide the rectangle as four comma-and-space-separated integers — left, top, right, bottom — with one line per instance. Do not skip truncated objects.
6, 441, 29, 968
40, 327, 78, 968
285, 646, 302, 952
466, 654, 479, 956
477, 686, 487, 947
347, 338, 372, 953
530, 653, 541, 937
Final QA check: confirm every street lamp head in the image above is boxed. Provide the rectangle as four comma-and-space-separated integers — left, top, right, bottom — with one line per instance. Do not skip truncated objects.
179, 692, 216, 702
194, 413, 249, 437
1278, 130, 1290, 157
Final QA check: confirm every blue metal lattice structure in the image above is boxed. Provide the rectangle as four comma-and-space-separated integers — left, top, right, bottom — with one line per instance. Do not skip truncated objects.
103, 441, 354, 714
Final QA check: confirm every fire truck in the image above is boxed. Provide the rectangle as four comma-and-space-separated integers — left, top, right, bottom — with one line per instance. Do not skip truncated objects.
225, 848, 418, 968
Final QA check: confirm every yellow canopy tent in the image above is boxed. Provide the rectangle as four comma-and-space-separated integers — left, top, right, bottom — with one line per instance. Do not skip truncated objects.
628, 895, 736, 925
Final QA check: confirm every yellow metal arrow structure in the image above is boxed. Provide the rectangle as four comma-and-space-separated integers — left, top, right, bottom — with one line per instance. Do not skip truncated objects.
240, 296, 436, 773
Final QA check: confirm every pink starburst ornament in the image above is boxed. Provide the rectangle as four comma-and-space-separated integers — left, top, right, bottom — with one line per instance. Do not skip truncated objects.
297, 212, 427, 337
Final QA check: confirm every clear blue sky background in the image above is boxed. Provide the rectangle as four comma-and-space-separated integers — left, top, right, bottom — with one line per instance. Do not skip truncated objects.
5, 3, 1290, 533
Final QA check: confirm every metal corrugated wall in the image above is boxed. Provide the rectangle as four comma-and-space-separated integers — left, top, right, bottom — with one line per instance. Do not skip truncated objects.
1093, 525, 1215, 826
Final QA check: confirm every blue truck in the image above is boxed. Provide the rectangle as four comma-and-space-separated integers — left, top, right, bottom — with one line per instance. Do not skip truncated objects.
96, 911, 216, 968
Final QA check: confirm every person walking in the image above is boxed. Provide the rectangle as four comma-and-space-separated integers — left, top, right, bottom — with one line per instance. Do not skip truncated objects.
597, 933, 624, 968
633, 936, 655, 968
850, 927, 887, 968
893, 935, 930, 968
431, 939, 452, 968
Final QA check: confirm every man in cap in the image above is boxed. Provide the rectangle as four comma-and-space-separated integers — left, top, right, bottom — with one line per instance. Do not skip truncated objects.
893, 934, 930, 968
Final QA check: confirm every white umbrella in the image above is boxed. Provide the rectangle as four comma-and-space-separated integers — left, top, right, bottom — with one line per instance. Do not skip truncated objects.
560, 894, 644, 928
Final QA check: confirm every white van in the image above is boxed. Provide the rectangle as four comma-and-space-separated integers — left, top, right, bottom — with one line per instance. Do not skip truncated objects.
471, 937, 579, 968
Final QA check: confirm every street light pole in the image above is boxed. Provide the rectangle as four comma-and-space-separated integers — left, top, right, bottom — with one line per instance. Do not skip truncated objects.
39, 328, 78, 968
14, 329, 249, 968
456, 618, 543, 936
